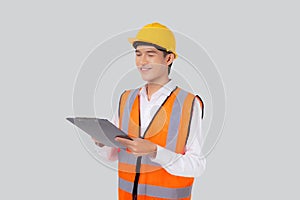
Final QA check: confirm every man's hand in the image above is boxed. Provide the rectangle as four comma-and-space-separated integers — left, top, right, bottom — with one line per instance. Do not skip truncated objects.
115, 137, 157, 157
92, 137, 105, 147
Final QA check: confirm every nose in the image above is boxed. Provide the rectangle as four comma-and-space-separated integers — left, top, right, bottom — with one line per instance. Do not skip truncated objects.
138, 55, 148, 66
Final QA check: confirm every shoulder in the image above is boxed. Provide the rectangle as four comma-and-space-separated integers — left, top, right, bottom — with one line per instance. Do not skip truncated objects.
177, 87, 204, 105
177, 87, 204, 118
119, 88, 141, 101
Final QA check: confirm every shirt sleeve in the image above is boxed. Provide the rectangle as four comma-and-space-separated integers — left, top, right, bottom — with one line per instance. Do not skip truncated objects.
149, 98, 206, 177
93, 110, 119, 162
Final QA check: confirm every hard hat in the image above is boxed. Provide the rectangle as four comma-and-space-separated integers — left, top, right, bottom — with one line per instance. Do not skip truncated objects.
128, 22, 178, 59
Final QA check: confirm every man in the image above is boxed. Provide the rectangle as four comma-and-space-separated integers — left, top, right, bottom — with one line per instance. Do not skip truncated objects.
94, 22, 205, 200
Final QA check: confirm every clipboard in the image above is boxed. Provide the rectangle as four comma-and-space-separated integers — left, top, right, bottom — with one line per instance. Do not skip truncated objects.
66, 117, 132, 148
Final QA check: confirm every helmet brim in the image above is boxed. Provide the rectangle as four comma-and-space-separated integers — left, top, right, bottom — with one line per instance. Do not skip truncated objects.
127, 38, 178, 59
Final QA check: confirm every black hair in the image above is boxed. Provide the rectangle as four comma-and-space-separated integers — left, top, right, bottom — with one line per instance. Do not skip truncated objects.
133, 41, 173, 75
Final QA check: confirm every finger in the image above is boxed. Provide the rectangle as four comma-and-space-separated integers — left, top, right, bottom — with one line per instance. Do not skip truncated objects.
115, 139, 133, 149
132, 138, 143, 142
91, 137, 104, 147
115, 137, 134, 145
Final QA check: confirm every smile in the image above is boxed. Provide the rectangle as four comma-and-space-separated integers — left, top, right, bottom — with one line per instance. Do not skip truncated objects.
140, 67, 152, 71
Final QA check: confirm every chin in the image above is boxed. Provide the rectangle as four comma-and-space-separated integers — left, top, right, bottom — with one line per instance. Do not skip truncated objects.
141, 77, 152, 82
139, 74, 152, 82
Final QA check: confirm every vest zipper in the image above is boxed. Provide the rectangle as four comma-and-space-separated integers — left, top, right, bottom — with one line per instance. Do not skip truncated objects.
132, 156, 142, 200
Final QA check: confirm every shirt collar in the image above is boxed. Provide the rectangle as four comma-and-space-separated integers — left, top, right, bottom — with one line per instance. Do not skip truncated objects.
139, 79, 177, 98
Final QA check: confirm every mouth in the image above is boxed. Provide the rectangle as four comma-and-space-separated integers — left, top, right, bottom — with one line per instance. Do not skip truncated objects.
139, 67, 152, 72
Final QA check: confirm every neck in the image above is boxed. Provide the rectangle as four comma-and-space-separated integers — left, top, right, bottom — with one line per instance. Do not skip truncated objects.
146, 79, 170, 100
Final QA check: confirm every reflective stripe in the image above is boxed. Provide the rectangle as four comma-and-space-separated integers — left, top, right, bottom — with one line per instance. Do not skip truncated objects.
166, 89, 188, 152
121, 89, 139, 134
118, 149, 137, 165
119, 177, 192, 199
118, 153, 160, 169
141, 156, 160, 166
176, 93, 194, 153
119, 177, 134, 194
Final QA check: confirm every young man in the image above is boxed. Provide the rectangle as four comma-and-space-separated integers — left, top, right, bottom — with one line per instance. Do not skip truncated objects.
94, 22, 205, 200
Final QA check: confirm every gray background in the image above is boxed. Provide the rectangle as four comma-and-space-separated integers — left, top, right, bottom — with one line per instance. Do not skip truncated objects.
1, 0, 299, 199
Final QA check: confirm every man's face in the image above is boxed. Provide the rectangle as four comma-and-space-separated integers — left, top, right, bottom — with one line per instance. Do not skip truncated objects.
135, 45, 172, 84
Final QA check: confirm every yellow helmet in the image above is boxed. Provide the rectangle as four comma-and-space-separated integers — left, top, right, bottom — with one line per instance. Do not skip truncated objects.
128, 22, 178, 59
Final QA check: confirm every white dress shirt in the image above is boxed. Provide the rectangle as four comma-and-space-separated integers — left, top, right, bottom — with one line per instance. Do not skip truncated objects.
96, 80, 206, 177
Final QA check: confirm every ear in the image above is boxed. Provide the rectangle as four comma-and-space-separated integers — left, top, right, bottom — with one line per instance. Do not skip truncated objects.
166, 53, 175, 66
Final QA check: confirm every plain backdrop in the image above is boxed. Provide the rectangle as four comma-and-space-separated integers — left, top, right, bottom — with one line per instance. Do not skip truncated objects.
1, 0, 299, 199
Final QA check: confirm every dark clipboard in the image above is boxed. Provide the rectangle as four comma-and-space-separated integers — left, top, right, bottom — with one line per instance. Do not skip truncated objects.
66, 117, 132, 148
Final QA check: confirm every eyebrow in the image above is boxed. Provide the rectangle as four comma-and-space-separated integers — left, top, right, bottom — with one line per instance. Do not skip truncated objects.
146, 50, 158, 54
135, 49, 158, 54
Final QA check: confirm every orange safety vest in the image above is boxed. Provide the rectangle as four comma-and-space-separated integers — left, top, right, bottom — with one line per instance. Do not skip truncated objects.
118, 87, 203, 200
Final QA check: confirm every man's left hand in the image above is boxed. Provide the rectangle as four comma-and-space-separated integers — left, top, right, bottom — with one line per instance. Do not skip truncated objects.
115, 137, 157, 157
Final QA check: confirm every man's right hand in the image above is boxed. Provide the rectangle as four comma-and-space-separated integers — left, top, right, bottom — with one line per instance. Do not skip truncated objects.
92, 137, 105, 147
